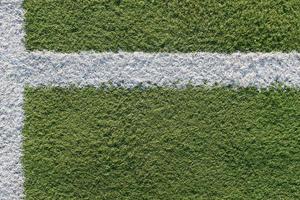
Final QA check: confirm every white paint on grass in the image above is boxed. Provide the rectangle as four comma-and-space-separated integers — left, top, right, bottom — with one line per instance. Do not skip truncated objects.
0, 0, 300, 199
1, 1, 25, 199
5, 51, 300, 88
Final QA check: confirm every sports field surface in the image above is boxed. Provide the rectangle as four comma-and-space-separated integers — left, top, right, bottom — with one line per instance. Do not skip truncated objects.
24, 0, 300, 52
23, 86, 300, 199
0, 0, 300, 199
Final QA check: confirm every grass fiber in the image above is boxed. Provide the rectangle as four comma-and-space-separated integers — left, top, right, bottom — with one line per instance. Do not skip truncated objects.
23, 86, 300, 199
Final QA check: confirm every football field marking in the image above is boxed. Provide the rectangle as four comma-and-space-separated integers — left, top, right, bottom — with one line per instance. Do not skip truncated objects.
0, 0, 300, 199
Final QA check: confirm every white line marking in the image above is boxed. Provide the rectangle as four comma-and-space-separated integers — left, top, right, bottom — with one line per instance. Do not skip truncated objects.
0, 0, 300, 199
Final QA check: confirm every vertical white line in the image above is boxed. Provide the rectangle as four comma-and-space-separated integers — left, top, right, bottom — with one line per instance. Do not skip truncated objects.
0, 1, 25, 199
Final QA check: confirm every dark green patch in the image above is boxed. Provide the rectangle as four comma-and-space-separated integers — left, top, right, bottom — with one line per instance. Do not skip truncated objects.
24, 0, 300, 53
23, 86, 300, 199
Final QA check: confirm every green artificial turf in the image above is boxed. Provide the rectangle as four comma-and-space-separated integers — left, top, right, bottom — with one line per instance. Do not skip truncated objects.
23, 86, 300, 199
24, 0, 300, 53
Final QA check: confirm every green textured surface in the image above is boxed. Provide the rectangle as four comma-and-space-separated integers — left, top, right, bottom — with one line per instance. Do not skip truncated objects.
24, 0, 300, 53
23, 86, 300, 199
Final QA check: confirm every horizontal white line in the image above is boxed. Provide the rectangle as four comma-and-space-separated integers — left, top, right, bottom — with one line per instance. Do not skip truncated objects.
3, 51, 300, 88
